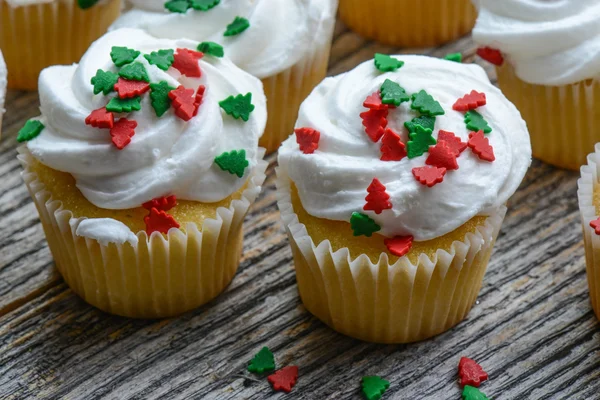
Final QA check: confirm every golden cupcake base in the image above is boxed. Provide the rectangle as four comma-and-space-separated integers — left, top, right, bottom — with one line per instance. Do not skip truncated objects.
19, 147, 268, 318
338, 0, 476, 48
276, 168, 505, 343
0, 0, 121, 90
497, 63, 600, 171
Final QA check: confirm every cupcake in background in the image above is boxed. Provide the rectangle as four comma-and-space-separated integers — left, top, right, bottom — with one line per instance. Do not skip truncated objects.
338, 0, 476, 48
0, 0, 122, 90
277, 54, 531, 343
111, 0, 338, 153
473, 0, 600, 170
0, 50, 6, 136
18, 28, 268, 318
578, 145, 600, 321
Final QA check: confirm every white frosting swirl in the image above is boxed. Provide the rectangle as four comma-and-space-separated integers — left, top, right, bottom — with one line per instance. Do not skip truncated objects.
472, 0, 600, 85
111, 0, 338, 79
278, 55, 531, 241
27, 28, 267, 210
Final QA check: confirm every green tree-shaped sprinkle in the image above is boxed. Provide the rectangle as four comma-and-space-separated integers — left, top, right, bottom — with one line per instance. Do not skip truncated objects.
197, 41, 224, 57
361, 376, 390, 400
149, 81, 175, 117
374, 53, 404, 72
164, 0, 190, 13
444, 52, 462, 63
191, 0, 220, 11
351, 213, 381, 237
17, 120, 45, 143
247, 347, 275, 374
465, 110, 492, 133
106, 96, 142, 113
215, 150, 249, 178
119, 62, 150, 83
91, 69, 119, 95
411, 90, 445, 116
380, 79, 410, 106
404, 115, 436, 133
110, 46, 140, 67
219, 93, 255, 121
462, 385, 489, 400
407, 125, 436, 159
224, 16, 250, 36
144, 49, 175, 71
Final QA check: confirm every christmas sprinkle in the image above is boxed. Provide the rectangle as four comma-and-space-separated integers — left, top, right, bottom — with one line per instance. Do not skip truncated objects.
169, 85, 198, 121
462, 385, 489, 400
590, 217, 600, 235
190, 0, 220, 11
214, 150, 249, 178
374, 53, 404, 72
426, 141, 459, 170
149, 81, 175, 117
458, 357, 489, 388
268, 366, 298, 393
350, 212, 381, 237
444, 52, 462, 63
453, 90, 487, 112
164, 0, 190, 13
361, 376, 390, 400
407, 125, 436, 159
384, 236, 413, 257
412, 166, 446, 187
363, 178, 392, 215
477, 47, 504, 66
295, 127, 320, 154
144, 49, 175, 71
110, 46, 140, 67
247, 347, 275, 374
438, 130, 467, 156
405, 115, 436, 133
468, 130, 495, 162
17, 120, 44, 142
224, 16, 250, 36
114, 78, 150, 99
119, 62, 150, 83
106, 96, 142, 113
143, 196, 177, 212
363, 91, 389, 111
380, 129, 407, 162
110, 118, 137, 150
360, 108, 388, 142
380, 79, 410, 107
219, 93, 255, 121
172, 48, 204, 78
193, 85, 206, 117
465, 110, 492, 133
411, 90, 445, 116
144, 208, 180, 235
91, 69, 119, 95
197, 41, 224, 57
85, 107, 114, 129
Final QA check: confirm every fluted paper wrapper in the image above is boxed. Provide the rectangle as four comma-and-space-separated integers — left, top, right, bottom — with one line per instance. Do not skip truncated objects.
0, 0, 121, 90
577, 144, 600, 320
338, 0, 476, 48
259, 31, 334, 153
276, 168, 506, 343
19, 147, 268, 319
497, 64, 600, 171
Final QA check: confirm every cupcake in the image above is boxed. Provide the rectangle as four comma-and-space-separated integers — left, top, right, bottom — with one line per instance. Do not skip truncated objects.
0, 0, 122, 90
0, 50, 6, 135
472, 0, 600, 171
110, 0, 338, 153
578, 145, 600, 320
17, 28, 268, 318
277, 54, 531, 343
338, 0, 476, 48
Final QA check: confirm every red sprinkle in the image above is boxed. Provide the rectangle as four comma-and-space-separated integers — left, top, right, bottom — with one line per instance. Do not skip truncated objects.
110, 118, 137, 150
458, 357, 489, 388
114, 78, 150, 99
144, 208, 180, 235
360, 108, 388, 142
295, 127, 320, 154
142, 195, 177, 211
412, 166, 447, 187
426, 141, 459, 170
590, 217, 600, 235
384, 235, 414, 257
268, 366, 299, 393
453, 90, 487, 112
476, 47, 504, 66
363, 91, 391, 111
380, 128, 407, 162
168, 85, 197, 121
438, 130, 467, 156
85, 107, 114, 129
193, 85, 206, 117
468, 130, 495, 162
172, 48, 204, 77
363, 178, 392, 215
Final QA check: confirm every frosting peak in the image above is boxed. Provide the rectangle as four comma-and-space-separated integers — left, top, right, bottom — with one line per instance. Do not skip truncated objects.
472, 0, 600, 85
111, 0, 338, 79
27, 28, 267, 210
278, 55, 531, 241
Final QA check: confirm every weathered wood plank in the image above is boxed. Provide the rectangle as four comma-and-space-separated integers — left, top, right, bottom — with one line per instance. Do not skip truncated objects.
1, 20, 599, 400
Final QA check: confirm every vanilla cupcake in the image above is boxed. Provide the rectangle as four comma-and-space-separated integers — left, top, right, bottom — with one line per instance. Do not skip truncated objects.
110, 0, 338, 153
473, 0, 600, 170
0, 0, 121, 90
18, 28, 268, 318
0, 50, 6, 136
277, 54, 531, 343
338, 0, 476, 48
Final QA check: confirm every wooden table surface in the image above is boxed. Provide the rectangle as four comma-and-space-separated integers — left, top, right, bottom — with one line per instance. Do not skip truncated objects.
1, 20, 600, 400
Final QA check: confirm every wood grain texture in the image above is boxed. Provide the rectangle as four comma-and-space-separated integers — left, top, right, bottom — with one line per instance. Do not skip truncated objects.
1, 20, 599, 400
